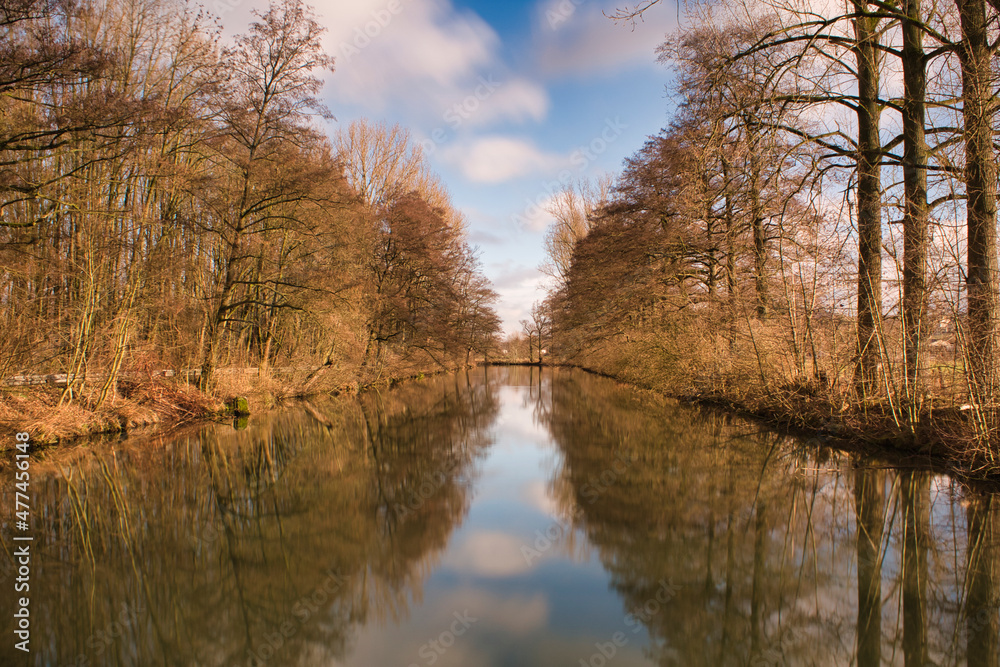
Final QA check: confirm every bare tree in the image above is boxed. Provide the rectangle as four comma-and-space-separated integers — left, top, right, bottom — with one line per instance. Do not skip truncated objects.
900, 0, 930, 409
333, 119, 427, 209
198, 0, 334, 389
541, 176, 612, 287
852, 0, 886, 397
954, 0, 999, 409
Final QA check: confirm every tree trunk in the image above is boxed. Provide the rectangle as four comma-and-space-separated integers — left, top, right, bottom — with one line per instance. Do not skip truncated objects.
956, 0, 999, 408
200, 236, 242, 391
901, 471, 929, 667
748, 123, 768, 319
855, 463, 884, 667
965, 494, 998, 665
901, 0, 929, 408
750, 500, 766, 657
853, 3, 884, 398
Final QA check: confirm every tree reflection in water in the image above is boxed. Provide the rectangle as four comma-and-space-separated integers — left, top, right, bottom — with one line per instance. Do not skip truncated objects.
540, 369, 1000, 667
0, 371, 500, 666
0, 367, 997, 666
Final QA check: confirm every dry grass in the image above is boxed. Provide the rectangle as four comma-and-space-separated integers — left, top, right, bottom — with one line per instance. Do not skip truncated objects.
556, 306, 999, 479
0, 388, 116, 443
0, 350, 473, 459
0, 375, 223, 453
211, 368, 293, 409
120, 377, 222, 423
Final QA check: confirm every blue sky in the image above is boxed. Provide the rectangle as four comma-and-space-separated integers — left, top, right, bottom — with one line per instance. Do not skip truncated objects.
220, 0, 678, 331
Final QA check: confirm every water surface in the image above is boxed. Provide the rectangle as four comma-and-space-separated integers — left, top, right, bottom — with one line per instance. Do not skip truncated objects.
1, 366, 997, 666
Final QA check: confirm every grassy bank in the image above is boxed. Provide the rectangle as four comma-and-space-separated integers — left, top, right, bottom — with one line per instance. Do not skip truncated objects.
0, 378, 223, 447
580, 368, 997, 482
549, 318, 1000, 482
0, 358, 476, 457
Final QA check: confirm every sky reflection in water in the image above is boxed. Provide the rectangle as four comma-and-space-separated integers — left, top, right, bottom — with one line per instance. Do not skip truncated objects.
0, 366, 997, 666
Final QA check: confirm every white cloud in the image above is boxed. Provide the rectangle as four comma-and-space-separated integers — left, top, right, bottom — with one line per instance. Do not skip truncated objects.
533, 0, 672, 77
441, 136, 564, 184
486, 262, 555, 333
464, 78, 550, 126
346, 587, 549, 666
492, 264, 548, 291
444, 531, 535, 577
312, 0, 550, 127
521, 479, 561, 516
518, 193, 558, 232
468, 229, 506, 245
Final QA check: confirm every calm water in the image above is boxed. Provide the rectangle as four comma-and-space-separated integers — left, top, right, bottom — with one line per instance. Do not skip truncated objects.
1, 366, 998, 666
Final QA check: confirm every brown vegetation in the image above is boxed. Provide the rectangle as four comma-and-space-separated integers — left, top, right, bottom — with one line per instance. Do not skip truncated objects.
0, 0, 502, 446
544, 0, 1000, 477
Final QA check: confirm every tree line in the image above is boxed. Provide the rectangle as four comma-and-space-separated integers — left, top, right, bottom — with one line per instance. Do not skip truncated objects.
544, 0, 1000, 460
0, 0, 501, 404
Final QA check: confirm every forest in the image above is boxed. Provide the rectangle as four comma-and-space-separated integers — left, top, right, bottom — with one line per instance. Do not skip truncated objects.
0, 0, 501, 436
1, 1, 997, 663
538, 0, 1000, 474
5, 0, 1000, 476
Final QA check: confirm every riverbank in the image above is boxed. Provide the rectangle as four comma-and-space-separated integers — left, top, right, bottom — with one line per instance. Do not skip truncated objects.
0, 378, 224, 446
551, 361, 1000, 485
8, 356, 995, 485
0, 360, 476, 458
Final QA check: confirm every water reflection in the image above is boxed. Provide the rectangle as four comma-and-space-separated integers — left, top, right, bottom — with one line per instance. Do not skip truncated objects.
900, 470, 929, 667
0, 367, 997, 666
966, 494, 999, 666
0, 371, 499, 666
541, 370, 1000, 666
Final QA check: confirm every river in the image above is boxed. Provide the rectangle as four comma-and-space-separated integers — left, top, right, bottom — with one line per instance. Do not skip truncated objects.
1, 366, 997, 666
